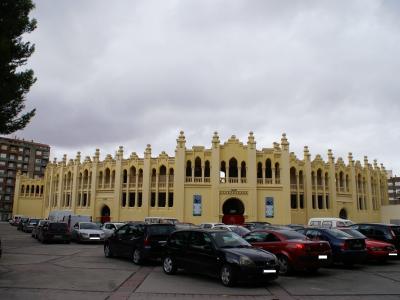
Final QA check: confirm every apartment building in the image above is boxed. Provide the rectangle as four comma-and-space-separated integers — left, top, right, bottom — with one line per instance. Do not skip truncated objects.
0, 137, 50, 220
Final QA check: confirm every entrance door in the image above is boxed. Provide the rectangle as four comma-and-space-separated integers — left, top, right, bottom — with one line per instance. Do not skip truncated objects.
339, 208, 347, 219
101, 205, 111, 224
222, 198, 245, 225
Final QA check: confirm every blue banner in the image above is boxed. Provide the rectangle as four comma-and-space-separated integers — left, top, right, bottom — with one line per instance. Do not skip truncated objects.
193, 195, 202, 216
265, 197, 274, 218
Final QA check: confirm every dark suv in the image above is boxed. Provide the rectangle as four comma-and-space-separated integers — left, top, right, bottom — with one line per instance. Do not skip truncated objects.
104, 222, 176, 264
351, 223, 400, 251
38, 222, 71, 244
162, 229, 279, 287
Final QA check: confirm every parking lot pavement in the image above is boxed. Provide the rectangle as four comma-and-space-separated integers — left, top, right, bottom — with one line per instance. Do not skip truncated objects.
1, 222, 400, 300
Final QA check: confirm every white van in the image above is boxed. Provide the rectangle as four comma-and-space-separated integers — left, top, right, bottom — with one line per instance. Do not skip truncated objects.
308, 217, 353, 228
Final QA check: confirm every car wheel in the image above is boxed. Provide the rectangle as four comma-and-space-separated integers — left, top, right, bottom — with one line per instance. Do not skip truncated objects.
277, 255, 291, 275
132, 249, 143, 265
163, 256, 177, 275
104, 243, 113, 258
220, 264, 236, 287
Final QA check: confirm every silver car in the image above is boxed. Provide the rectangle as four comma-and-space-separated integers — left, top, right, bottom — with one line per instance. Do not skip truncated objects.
101, 222, 125, 239
71, 222, 105, 243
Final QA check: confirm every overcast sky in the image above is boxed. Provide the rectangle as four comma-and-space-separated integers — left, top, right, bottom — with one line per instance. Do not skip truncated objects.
8, 0, 400, 175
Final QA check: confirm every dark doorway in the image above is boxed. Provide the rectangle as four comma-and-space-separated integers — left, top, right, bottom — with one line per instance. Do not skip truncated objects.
101, 205, 111, 224
339, 208, 347, 219
222, 198, 245, 225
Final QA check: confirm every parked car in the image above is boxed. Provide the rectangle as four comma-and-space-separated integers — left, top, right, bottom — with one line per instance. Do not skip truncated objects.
351, 223, 400, 252
243, 229, 331, 275
71, 222, 105, 243
104, 222, 176, 264
32, 220, 49, 239
338, 227, 397, 262
11, 215, 24, 226
296, 227, 367, 265
162, 229, 279, 287
17, 217, 29, 231
37, 222, 71, 243
22, 218, 40, 233
213, 225, 250, 237
243, 222, 271, 231
308, 217, 353, 228
199, 223, 225, 229
101, 222, 125, 238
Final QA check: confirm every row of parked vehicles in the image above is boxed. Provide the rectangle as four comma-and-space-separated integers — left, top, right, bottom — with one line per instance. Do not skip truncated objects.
10, 215, 400, 287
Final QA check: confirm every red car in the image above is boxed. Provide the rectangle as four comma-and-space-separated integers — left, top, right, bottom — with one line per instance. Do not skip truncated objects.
244, 229, 332, 275
338, 228, 398, 262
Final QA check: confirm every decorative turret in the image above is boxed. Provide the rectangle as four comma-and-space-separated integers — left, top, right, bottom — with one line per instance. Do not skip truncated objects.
247, 131, 255, 148
281, 133, 289, 151
117, 146, 124, 160
62, 154, 67, 165
53, 157, 57, 164
303, 146, 310, 161
212, 131, 220, 149
328, 149, 334, 163
364, 156, 369, 167
94, 149, 100, 162
145, 144, 152, 158
373, 159, 378, 169
348, 152, 354, 166
176, 131, 186, 149
74, 151, 81, 164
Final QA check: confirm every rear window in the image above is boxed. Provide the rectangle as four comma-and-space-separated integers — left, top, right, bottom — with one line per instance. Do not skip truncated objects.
339, 229, 366, 239
390, 226, 400, 237
147, 225, 175, 236
326, 228, 353, 238
49, 223, 68, 230
280, 230, 307, 240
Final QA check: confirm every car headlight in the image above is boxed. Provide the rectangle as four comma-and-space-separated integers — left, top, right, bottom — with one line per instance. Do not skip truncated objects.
239, 256, 255, 266
100, 233, 105, 238
80, 232, 89, 237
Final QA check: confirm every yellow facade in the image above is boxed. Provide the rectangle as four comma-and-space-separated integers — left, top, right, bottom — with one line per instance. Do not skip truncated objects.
12, 132, 388, 224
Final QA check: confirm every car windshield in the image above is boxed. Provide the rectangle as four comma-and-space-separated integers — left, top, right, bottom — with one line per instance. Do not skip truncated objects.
115, 223, 124, 229
49, 223, 68, 230
280, 230, 307, 240
211, 231, 251, 248
230, 226, 250, 236
391, 226, 400, 237
326, 228, 353, 238
80, 223, 100, 230
339, 228, 366, 239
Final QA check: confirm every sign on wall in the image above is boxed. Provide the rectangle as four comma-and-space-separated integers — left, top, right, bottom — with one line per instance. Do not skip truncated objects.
265, 197, 274, 218
193, 195, 202, 216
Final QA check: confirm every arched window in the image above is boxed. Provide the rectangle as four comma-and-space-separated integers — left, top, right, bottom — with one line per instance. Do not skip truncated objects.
311, 171, 315, 187
30, 185, 34, 194
241, 161, 246, 178
21, 185, 25, 194
265, 159, 272, 178
317, 169, 322, 186
299, 170, 304, 185
40, 185, 44, 195
36, 185, 40, 194
257, 162, 262, 178
152, 168, 156, 181
325, 172, 329, 190
111, 170, 115, 186
123, 169, 127, 184
345, 174, 349, 192
78, 172, 83, 188
67, 172, 72, 188
105, 168, 111, 184
194, 157, 202, 177
186, 160, 192, 177
169, 168, 174, 182
220, 161, 226, 182
290, 167, 296, 185
339, 171, 344, 189
138, 169, 143, 182
275, 162, 280, 180
98, 171, 103, 187
159, 165, 166, 182
129, 166, 136, 184
229, 158, 238, 178
204, 161, 210, 177
83, 170, 89, 187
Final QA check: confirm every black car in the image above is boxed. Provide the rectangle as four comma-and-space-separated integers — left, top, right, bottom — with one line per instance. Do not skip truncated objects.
162, 229, 279, 287
351, 223, 400, 251
104, 222, 176, 265
297, 227, 367, 265
32, 220, 49, 239
17, 217, 29, 231
38, 222, 71, 243
22, 218, 40, 233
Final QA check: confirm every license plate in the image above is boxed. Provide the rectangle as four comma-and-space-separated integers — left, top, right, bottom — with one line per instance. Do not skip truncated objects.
318, 255, 328, 260
89, 237, 100, 240
263, 269, 276, 274
389, 253, 397, 256
54, 235, 62, 239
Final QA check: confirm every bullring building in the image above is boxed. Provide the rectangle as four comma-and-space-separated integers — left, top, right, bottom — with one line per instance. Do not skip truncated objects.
12, 132, 388, 224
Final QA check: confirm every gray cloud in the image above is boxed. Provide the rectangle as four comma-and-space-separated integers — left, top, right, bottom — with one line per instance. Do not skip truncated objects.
8, 0, 400, 174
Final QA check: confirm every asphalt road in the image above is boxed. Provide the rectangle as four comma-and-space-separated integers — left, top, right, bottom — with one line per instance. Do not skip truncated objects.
0, 222, 400, 300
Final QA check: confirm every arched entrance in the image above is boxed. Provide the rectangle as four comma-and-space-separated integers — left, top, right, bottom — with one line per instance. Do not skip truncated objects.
222, 198, 245, 225
101, 205, 111, 224
339, 208, 347, 219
